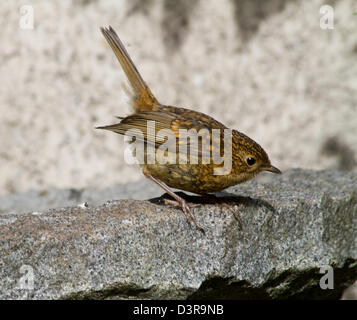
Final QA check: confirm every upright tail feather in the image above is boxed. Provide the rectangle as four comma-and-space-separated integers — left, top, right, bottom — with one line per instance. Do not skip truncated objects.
100, 26, 159, 112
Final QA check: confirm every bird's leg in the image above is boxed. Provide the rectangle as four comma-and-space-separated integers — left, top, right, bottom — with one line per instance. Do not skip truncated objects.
142, 171, 204, 233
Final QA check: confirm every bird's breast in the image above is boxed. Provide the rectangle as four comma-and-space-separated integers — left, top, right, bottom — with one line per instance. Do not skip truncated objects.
142, 163, 242, 194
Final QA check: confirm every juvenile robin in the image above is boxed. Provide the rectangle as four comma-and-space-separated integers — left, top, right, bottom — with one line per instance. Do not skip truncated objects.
97, 26, 281, 232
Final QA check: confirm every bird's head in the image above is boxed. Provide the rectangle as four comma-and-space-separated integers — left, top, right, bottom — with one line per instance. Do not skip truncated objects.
230, 130, 281, 182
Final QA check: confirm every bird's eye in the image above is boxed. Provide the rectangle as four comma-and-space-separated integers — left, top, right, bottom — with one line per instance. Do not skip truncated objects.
246, 157, 256, 166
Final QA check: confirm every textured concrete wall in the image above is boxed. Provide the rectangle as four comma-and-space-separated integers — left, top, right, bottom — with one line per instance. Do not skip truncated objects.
1, 0, 357, 195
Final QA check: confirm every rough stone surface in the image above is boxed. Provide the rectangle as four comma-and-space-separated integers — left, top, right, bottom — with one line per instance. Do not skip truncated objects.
0, 169, 356, 299
0, 179, 160, 215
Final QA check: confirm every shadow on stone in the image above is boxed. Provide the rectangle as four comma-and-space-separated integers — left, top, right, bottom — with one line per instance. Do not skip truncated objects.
188, 259, 357, 300
149, 191, 277, 214
232, 0, 293, 42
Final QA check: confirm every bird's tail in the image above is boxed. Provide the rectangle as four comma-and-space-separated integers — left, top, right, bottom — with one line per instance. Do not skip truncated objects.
100, 26, 159, 112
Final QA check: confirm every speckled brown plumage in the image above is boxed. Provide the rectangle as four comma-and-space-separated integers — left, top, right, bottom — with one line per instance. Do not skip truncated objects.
97, 26, 281, 232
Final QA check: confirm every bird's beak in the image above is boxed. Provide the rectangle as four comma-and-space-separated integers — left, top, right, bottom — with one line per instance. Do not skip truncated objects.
264, 165, 282, 174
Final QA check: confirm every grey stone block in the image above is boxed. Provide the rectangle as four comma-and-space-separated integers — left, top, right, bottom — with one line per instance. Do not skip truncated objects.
0, 169, 356, 299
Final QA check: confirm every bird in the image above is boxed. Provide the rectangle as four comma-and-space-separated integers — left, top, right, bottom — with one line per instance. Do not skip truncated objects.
96, 26, 281, 232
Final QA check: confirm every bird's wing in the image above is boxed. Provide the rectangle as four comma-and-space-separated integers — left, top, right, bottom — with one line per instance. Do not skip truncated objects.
96, 110, 228, 160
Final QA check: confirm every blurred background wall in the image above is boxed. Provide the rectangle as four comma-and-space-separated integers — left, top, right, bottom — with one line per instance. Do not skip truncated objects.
1, 0, 356, 195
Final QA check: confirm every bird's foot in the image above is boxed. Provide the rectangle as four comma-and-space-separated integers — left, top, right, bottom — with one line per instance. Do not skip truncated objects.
200, 194, 243, 230
164, 198, 205, 234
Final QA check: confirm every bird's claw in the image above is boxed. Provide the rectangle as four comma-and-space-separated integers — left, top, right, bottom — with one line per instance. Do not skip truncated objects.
164, 198, 205, 233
